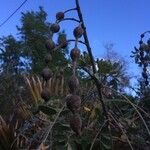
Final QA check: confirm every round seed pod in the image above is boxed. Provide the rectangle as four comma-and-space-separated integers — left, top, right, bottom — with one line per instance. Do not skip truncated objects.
147, 38, 150, 45
70, 48, 80, 61
66, 94, 81, 114
59, 68, 64, 74
140, 34, 144, 38
50, 23, 60, 33
44, 54, 52, 64
143, 67, 147, 72
58, 34, 68, 48
41, 88, 50, 102
70, 114, 82, 136
144, 55, 150, 62
140, 43, 148, 51
56, 12, 65, 20
45, 40, 55, 52
41, 67, 53, 81
145, 80, 149, 86
68, 75, 79, 94
73, 26, 84, 38
144, 63, 148, 68
139, 40, 143, 44
140, 51, 144, 57
142, 72, 148, 79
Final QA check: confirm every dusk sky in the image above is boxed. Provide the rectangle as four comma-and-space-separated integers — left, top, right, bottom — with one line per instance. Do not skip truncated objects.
0, 0, 150, 80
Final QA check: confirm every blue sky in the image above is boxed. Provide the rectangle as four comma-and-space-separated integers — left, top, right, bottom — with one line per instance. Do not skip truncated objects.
0, 0, 150, 81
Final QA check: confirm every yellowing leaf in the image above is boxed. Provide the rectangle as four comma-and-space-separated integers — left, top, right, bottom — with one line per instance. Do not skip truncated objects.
83, 106, 91, 112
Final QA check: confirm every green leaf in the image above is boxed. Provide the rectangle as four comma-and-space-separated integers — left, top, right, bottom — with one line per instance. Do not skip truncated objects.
38, 105, 57, 116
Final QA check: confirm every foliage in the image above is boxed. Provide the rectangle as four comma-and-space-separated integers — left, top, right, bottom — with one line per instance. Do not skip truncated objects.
0, 35, 23, 74
0, 1, 150, 150
17, 7, 69, 74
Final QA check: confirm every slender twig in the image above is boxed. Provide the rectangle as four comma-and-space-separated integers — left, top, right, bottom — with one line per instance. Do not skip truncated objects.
42, 104, 65, 143
57, 18, 80, 23
142, 31, 150, 35
104, 98, 150, 119
75, 0, 96, 74
64, 8, 77, 14
67, 39, 87, 46
105, 85, 150, 137
109, 112, 134, 150
75, 0, 109, 122
90, 120, 108, 150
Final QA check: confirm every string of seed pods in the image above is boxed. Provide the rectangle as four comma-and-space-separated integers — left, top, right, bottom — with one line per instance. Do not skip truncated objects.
138, 32, 150, 86
54, 10, 84, 136
66, 23, 84, 136
40, 9, 84, 135
41, 12, 63, 102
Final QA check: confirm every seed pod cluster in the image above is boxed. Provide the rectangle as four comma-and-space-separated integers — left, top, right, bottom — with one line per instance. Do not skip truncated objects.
64, 28, 82, 135
70, 114, 82, 136
44, 54, 52, 64
41, 11, 65, 101
41, 67, 53, 81
42, 10, 83, 135
70, 47, 80, 62
139, 34, 150, 86
45, 39, 55, 53
41, 88, 51, 102
41, 51, 53, 101
50, 23, 60, 33
132, 33, 150, 86
68, 75, 79, 94
73, 25, 84, 39
41, 34, 56, 101
56, 12, 65, 20
58, 33, 68, 48
66, 94, 81, 113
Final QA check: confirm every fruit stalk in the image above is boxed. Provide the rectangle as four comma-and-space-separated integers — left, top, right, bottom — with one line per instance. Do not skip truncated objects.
75, 0, 109, 120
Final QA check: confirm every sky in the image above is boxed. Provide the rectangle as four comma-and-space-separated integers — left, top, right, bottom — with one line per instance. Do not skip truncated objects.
0, 0, 150, 84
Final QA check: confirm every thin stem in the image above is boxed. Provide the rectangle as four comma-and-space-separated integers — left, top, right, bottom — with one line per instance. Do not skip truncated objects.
142, 30, 150, 35
64, 8, 77, 14
67, 39, 87, 46
90, 120, 108, 150
109, 112, 134, 150
75, 38, 78, 48
72, 61, 77, 75
75, 0, 96, 74
57, 18, 80, 23
75, 0, 108, 119
105, 85, 150, 137
81, 67, 108, 117
42, 104, 65, 143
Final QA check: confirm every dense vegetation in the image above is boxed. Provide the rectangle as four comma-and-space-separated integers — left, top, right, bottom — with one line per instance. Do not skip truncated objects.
0, 0, 150, 150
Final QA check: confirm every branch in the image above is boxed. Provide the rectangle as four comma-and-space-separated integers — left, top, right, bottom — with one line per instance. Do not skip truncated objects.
75, 0, 96, 74
57, 18, 80, 23
90, 120, 108, 150
42, 104, 65, 144
104, 85, 150, 137
64, 8, 77, 14
109, 112, 134, 150
67, 39, 87, 46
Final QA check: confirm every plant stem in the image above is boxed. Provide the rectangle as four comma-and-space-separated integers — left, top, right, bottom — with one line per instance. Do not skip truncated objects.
90, 120, 108, 150
42, 104, 65, 144
57, 18, 80, 23
64, 8, 77, 14
75, 0, 96, 74
75, 1, 113, 147
75, 0, 109, 121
